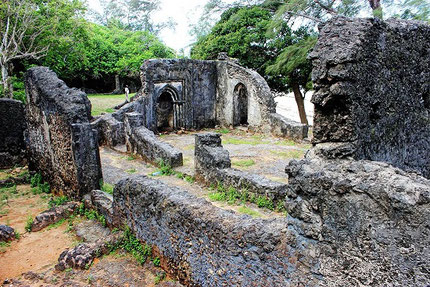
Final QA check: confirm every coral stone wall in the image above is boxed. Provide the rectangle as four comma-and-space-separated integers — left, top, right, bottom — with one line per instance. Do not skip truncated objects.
0, 98, 26, 168
25, 67, 102, 198
140, 59, 218, 131
309, 17, 430, 177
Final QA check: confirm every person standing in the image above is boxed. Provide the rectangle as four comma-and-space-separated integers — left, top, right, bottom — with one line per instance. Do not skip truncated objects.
125, 85, 130, 102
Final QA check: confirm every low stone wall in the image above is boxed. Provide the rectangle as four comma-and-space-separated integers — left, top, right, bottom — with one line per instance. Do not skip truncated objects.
195, 133, 287, 204
25, 67, 102, 198
0, 98, 26, 168
124, 112, 183, 167
91, 114, 125, 147
269, 113, 308, 140
285, 156, 430, 285
113, 175, 321, 286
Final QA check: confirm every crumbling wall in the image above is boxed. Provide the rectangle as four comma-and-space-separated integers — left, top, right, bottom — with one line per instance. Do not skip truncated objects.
0, 99, 26, 168
285, 157, 430, 285
25, 67, 102, 198
278, 17, 430, 285
113, 175, 321, 286
195, 133, 287, 204
216, 61, 276, 130
141, 59, 217, 131
124, 112, 183, 167
309, 17, 430, 177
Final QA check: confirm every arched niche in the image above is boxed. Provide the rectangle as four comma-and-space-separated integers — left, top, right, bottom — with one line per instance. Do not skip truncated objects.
156, 85, 183, 132
233, 83, 248, 126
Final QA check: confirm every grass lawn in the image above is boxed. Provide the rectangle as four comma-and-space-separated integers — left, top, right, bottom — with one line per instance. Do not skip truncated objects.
88, 93, 135, 116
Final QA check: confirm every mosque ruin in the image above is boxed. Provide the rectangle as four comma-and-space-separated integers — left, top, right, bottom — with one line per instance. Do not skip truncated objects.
1, 17, 429, 286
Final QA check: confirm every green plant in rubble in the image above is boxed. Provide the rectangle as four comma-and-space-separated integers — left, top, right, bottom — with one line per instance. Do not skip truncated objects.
48, 195, 70, 208
25, 215, 33, 232
30, 173, 42, 188
154, 272, 166, 284
153, 257, 161, 267
155, 160, 174, 176
77, 203, 107, 227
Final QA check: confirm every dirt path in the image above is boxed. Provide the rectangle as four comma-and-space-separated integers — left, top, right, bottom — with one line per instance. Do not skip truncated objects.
0, 185, 76, 282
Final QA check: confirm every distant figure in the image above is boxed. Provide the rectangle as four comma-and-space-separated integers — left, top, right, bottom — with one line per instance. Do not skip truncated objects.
125, 85, 130, 102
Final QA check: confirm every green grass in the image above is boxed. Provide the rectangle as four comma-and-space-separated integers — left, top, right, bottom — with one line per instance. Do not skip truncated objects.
215, 128, 230, 134
238, 206, 262, 218
126, 168, 137, 174
269, 149, 305, 159
25, 215, 33, 232
0, 241, 11, 253
46, 218, 66, 230
222, 137, 270, 146
101, 182, 114, 195
48, 195, 70, 208
87, 93, 135, 116
231, 159, 255, 168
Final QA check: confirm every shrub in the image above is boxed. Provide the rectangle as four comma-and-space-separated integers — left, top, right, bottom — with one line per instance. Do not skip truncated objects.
25, 215, 33, 232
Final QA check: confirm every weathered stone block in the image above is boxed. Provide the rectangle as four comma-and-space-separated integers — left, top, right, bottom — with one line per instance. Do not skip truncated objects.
91, 114, 125, 147
0, 98, 26, 168
269, 113, 308, 140
113, 175, 321, 286
125, 122, 183, 167
90, 190, 114, 227
194, 133, 230, 176
25, 67, 102, 198
309, 17, 430, 177
31, 202, 79, 232
285, 157, 430, 285
0, 225, 15, 242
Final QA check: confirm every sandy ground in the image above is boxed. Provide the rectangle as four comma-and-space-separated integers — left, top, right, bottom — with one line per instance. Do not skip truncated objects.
0, 185, 75, 282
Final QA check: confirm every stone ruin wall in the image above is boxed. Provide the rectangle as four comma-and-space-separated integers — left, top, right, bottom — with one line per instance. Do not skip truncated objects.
0, 98, 26, 168
140, 59, 218, 131
215, 60, 276, 130
25, 67, 102, 199
310, 17, 430, 177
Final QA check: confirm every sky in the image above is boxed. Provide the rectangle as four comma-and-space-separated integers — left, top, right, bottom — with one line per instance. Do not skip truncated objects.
87, 0, 225, 54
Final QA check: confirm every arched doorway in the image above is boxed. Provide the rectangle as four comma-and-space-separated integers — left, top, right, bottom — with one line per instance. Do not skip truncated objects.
233, 83, 248, 126
157, 91, 174, 131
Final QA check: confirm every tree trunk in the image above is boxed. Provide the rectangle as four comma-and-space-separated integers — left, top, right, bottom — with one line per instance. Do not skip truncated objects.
292, 82, 308, 125
1, 62, 13, 98
113, 74, 121, 94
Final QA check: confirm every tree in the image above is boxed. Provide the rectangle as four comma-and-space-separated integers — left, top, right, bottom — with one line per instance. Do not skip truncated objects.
91, 0, 175, 34
266, 35, 316, 125
191, 4, 297, 92
191, 4, 315, 124
0, 0, 85, 98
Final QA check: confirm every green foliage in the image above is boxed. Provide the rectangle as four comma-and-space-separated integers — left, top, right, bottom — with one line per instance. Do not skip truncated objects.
30, 172, 51, 194
238, 206, 262, 218
48, 196, 70, 208
153, 257, 161, 267
77, 203, 107, 227
14, 230, 21, 240
25, 215, 33, 232
154, 272, 166, 284
154, 160, 174, 176
109, 226, 152, 265
184, 175, 195, 184
215, 128, 230, 134
101, 182, 114, 195
46, 218, 66, 230
30, 173, 42, 188
207, 181, 283, 212
126, 168, 137, 174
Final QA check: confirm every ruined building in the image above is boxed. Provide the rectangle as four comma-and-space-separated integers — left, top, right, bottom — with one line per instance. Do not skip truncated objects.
0, 17, 429, 286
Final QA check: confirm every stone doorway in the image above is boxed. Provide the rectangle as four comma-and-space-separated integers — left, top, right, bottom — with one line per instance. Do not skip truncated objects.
233, 83, 248, 126
157, 91, 175, 131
